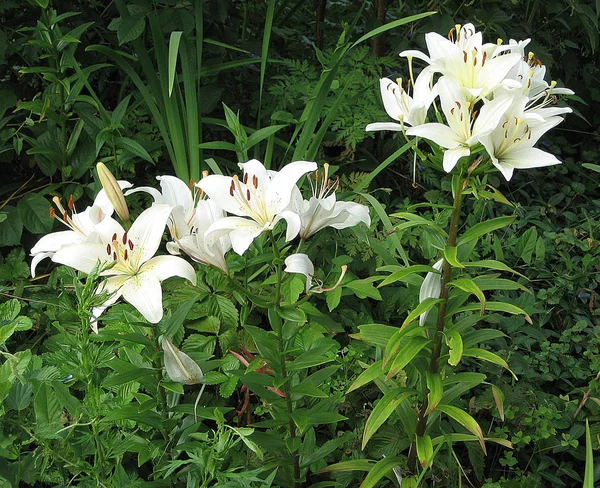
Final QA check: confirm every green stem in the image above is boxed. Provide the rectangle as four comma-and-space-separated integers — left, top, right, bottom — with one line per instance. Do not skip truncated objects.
408, 172, 466, 473
267, 231, 301, 486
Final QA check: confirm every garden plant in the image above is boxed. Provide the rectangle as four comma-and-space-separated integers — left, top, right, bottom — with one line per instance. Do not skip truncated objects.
1, 1, 599, 487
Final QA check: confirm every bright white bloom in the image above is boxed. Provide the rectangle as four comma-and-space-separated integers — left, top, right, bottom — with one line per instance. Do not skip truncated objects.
125, 175, 196, 244
176, 200, 232, 273
406, 77, 513, 172
30, 181, 133, 277
197, 159, 317, 255
284, 253, 346, 294
419, 259, 444, 326
163, 336, 204, 385
52, 204, 196, 327
286, 164, 371, 239
478, 96, 565, 181
366, 70, 438, 131
400, 23, 522, 99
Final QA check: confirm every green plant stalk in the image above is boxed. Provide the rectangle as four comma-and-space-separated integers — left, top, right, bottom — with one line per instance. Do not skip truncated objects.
151, 322, 175, 447
267, 231, 301, 486
408, 171, 466, 473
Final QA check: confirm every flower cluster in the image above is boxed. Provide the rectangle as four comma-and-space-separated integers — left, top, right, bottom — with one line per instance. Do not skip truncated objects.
367, 23, 573, 180
31, 159, 370, 329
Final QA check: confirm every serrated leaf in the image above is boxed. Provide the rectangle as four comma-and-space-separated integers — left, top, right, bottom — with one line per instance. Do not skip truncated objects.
34, 383, 62, 438
219, 375, 238, 397
208, 294, 239, 328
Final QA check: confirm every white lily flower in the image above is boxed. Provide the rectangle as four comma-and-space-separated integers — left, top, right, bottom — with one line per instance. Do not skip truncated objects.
175, 199, 232, 273
286, 164, 371, 239
125, 175, 196, 243
400, 23, 522, 99
419, 259, 444, 326
284, 253, 347, 294
52, 204, 197, 327
162, 336, 204, 385
406, 77, 513, 172
478, 96, 565, 181
366, 70, 438, 131
197, 159, 317, 255
30, 181, 133, 277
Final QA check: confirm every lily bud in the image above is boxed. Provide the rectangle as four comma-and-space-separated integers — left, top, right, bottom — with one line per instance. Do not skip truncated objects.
162, 337, 204, 385
96, 162, 130, 222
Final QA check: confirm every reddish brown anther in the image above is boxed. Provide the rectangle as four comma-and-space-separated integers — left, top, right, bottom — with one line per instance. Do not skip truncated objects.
68, 194, 74, 211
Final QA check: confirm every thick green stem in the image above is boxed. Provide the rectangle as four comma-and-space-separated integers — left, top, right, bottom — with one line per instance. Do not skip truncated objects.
408, 173, 466, 473
267, 232, 301, 486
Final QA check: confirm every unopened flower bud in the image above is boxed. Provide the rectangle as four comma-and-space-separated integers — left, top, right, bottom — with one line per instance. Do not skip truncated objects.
162, 337, 204, 385
96, 162, 129, 222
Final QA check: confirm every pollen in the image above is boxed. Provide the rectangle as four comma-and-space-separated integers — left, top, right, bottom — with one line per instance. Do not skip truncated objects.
253, 175, 258, 188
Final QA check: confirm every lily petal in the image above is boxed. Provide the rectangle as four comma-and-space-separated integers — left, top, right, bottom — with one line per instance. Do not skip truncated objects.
140, 255, 197, 285
120, 272, 164, 323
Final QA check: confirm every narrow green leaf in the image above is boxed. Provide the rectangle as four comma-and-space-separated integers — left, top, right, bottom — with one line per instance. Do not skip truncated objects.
472, 276, 528, 292
425, 373, 443, 415
457, 216, 516, 246
168, 31, 183, 97
449, 278, 486, 314
584, 419, 594, 488
351, 324, 398, 348
347, 360, 385, 393
115, 136, 153, 163
359, 455, 405, 488
463, 260, 526, 278
102, 368, 156, 388
437, 404, 486, 454
416, 434, 434, 468
402, 298, 444, 328
455, 301, 532, 324
444, 245, 463, 268
491, 384, 505, 421
383, 321, 421, 367
462, 348, 516, 380
362, 388, 414, 448
317, 459, 376, 474
245, 124, 286, 150
351, 12, 437, 48
377, 264, 435, 287
386, 336, 432, 378
445, 330, 463, 366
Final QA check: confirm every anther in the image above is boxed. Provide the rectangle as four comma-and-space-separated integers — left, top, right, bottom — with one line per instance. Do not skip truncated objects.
106, 244, 111, 255
246, 189, 251, 200
253, 175, 258, 188
128, 240, 134, 250
112, 233, 117, 242
122, 232, 128, 245
62, 211, 68, 221
49, 208, 55, 219
124, 249, 128, 260
229, 181, 235, 197
482, 52, 487, 66
243, 173, 249, 184
463, 51, 468, 63
68, 194, 74, 211
456, 101, 462, 109
112, 252, 117, 260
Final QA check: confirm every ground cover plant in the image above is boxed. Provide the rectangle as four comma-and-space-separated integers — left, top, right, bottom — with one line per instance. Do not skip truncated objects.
1, 1, 599, 487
